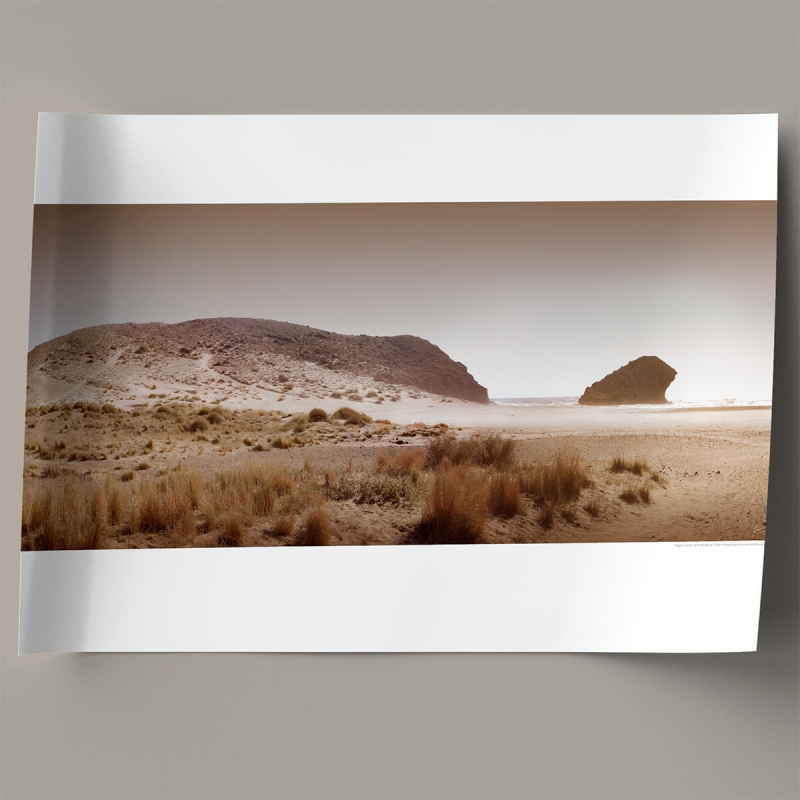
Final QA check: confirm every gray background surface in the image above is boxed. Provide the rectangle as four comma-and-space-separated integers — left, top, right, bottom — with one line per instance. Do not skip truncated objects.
1, 1, 798, 798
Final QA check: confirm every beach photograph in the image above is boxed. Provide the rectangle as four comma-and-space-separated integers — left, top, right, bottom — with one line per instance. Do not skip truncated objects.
20, 201, 775, 549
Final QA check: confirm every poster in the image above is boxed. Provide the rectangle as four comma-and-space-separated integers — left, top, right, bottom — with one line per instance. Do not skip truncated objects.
19, 114, 776, 652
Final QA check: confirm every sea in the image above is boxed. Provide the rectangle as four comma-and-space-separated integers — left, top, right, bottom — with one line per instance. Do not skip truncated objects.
490, 397, 772, 409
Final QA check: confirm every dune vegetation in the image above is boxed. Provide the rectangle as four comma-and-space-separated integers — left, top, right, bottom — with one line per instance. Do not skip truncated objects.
19, 399, 668, 550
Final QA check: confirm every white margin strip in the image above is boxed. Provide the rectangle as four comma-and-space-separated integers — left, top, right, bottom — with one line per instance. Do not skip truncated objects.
34, 114, 778, 205
20, 543, 764, 653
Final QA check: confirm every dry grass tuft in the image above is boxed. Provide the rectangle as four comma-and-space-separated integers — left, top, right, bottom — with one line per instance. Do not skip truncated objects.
270, 468, 295, 496
296, 505, 332, 546
610, 454, 649, 476
375, 449, 424, 479
104, 476, 125, 525
649, 470, 667, 486
619, 487, 638, 504
326, 471, 420, 506
280, 414, 308, 434
560, 506, 578, 524
416, 467, 488, 544
519, 451, 588, 505
253, 483, 276, 516
332, 407, 372, 426
23, 476, 108, 549
218, 514, 245, 546
538, 503, 555, 530
272, 513, 296, 537
132, 478, 194, 533
424, 432, 515, 471
169, 506, 196, 547
583, 497, 601, 518
489, 472, 523, 518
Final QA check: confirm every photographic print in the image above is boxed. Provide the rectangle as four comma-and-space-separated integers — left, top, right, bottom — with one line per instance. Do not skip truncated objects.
22, 201, 774, 551
18, 114, 776, 653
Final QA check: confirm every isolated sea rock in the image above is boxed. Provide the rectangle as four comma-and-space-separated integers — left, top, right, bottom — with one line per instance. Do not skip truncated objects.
578, 356, 677, 406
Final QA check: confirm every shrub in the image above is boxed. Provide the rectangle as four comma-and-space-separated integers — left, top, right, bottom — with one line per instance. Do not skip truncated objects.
416, 467, 488, 545
206, 411, 223, 425
308, 408, 329, 423
189, 418, 209, 433
332, 406, 372, 426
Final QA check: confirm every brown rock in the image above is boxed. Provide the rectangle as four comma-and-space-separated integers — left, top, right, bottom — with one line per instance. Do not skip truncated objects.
578, 356, 677, 405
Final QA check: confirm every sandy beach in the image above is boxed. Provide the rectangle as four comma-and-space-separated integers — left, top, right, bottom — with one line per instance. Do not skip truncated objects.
20, 395, 770, 549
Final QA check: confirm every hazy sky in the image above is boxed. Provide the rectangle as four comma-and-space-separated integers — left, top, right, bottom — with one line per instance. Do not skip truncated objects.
29, 202, 776, 400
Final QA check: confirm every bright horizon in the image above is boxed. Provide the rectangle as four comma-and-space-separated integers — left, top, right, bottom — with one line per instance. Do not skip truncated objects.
28, 202, 776, 401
